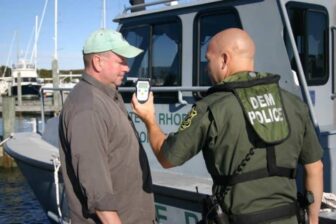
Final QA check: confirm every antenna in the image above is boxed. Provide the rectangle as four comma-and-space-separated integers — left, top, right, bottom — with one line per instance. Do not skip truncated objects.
101, 0, 106, 29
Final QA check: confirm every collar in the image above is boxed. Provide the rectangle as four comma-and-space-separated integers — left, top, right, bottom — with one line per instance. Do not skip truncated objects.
82, 73, 119, 100
218, 71, 272, 84
221, 71, 250, 83
207, 71, 280, 95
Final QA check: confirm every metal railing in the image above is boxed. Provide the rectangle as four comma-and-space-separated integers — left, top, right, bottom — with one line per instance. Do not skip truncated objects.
278, 0, 318, 128
123, 0, 179, 14
39, 85, 210, 132
331, 26, 336, 100
40, 86, 72, 132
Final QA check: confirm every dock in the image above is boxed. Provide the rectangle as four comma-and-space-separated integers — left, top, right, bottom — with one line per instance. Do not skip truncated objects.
0, 146, 17, 168
0, 95, 61, 168
0, 97, 61, 115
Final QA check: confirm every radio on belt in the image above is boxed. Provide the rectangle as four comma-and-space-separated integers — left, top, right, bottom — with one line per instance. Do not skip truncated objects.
136, 78, 151, 103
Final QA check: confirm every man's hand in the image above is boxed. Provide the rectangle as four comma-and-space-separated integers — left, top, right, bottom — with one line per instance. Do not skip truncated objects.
131, 92, 155, 124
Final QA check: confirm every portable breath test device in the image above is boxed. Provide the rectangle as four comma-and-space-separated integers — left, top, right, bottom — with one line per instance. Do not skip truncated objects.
136, 78, 151, 103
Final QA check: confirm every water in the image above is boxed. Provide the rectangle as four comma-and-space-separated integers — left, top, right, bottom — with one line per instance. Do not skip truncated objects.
0, 115, 50, 224
0, 168, 49, 224
0, 115, 41, 137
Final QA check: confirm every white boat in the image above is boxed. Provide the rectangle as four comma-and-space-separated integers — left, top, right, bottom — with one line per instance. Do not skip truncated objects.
10, 59, 42, 98
5, 0, 47, 99
4, 0, 336, 223
41, 74, 80, 97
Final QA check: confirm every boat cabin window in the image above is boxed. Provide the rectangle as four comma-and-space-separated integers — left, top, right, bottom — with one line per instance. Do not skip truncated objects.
285, 3, 329, 86
122, 26, 149, 83
152, 23, 180, 87
193, 9, 241, 87
120, 19, 181, 103
13, 77, 37, 83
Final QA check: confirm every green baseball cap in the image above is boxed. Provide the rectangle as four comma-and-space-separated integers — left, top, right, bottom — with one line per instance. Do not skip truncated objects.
83, 29, 143, 58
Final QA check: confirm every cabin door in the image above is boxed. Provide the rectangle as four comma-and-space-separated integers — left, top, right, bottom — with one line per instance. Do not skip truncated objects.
286, 1, 334, 127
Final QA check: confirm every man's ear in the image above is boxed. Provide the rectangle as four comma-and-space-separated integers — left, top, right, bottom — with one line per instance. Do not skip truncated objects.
92, 55, 103, 72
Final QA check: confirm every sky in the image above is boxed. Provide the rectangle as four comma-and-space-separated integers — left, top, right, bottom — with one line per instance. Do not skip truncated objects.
0, 0, 129, 70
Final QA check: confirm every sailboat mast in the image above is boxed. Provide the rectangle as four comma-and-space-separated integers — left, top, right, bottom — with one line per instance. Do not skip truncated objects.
52, 0, 60, 110
2, 32, 16, 77
30, 0, 48, 65
102, 0, 106, 29
34, 15, 38, 70
54, 0, 58, 60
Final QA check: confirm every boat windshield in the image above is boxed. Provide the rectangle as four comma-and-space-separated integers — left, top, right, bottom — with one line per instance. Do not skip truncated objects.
120, 20, 182, 88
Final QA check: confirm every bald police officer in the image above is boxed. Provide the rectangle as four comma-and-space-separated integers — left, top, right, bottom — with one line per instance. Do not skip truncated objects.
132, 28, 323, 224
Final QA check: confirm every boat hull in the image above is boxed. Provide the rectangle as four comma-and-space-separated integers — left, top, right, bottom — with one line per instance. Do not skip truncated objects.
4, 132, 209, 223
3, 132, 70, 224
14, 158, 69, 224
4, 132, 336, 223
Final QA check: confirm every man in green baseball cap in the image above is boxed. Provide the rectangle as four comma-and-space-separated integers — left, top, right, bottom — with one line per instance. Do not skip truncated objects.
83, 29, 143, 58
59, 29, 156, 224
81, 29, 143, 87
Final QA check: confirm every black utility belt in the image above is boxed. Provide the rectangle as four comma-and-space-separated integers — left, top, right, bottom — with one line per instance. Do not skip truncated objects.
230, 203, 297, 224
202, 196, 300, 224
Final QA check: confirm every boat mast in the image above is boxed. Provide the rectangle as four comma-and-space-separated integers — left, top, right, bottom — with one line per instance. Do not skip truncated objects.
54, 0, 58, 60
2, 32, 16, 77
52, 0, 60, 109
24, 26, 35, 62
102, 0, 106, 29
30, 0, 49, 67
34, 15, 38, 70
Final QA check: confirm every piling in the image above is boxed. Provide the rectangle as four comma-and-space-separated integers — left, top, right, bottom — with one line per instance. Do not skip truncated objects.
52, 59, 61, 112
1, 96, 15, 168
17, 72, 22, 106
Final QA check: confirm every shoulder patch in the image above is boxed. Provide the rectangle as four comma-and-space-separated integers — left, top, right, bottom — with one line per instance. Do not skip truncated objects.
179, 106, 198, 131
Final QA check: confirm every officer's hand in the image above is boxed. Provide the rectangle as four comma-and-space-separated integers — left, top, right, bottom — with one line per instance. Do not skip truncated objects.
131, 92, 155, 123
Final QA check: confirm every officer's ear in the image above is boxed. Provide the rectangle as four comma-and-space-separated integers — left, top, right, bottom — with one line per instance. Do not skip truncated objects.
221, 52, 229, 68
220, 52, 230, 74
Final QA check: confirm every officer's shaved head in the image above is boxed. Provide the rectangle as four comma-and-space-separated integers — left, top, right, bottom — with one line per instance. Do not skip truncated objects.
206, 28, 255, 83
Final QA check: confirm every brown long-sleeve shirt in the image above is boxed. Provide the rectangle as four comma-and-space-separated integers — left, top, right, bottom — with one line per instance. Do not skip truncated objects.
59, 73, 155, 224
